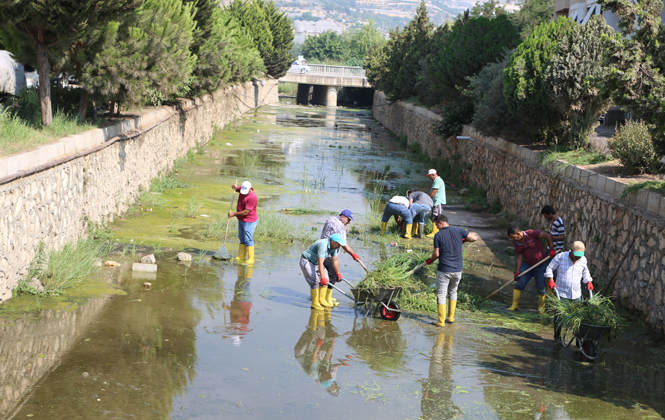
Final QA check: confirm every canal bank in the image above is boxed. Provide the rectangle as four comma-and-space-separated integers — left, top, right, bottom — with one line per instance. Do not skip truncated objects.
0, 81, 278, 303
373, 90, 665, 332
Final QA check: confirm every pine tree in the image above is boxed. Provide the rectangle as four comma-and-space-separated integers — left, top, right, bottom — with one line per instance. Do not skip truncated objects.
264, 0, 294, 78
0, 0, 141, 126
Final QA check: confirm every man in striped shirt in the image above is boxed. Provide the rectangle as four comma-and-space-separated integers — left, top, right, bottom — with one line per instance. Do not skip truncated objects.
541, 205, 565, 252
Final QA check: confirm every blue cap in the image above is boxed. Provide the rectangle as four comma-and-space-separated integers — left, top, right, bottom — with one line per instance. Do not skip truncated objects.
340, 209, 354, 221
329, 233, 346, 247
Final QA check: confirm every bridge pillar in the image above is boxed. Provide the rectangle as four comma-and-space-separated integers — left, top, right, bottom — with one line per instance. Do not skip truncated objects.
311, 85, 337, 107
296, 84, 312, 105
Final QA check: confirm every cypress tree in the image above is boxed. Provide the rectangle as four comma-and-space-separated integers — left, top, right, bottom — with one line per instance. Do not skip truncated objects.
0, 0, 141, 126
264, 0, 294, 78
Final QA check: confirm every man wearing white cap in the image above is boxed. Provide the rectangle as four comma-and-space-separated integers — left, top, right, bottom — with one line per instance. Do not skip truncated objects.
545, 241, 594, 339
425, 169, 446, 238
229, 181, 258, 264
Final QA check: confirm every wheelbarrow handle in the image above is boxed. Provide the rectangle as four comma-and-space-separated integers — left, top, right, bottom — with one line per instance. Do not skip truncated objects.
341, 278, 356, 288
330, 283, 356, 302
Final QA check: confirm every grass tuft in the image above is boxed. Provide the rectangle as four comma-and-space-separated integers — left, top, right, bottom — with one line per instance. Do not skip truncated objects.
620, 180, 665, 200
547, 294, 624, 338
538, 146, 611, 171
150, 176, 192, 192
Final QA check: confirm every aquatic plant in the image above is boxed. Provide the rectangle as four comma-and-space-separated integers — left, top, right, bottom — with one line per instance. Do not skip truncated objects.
277, 208, 336, 215
253, 211, 313, 243
547, 294, 624, 337
150, 175, 192, 192
185, 196, 205, 217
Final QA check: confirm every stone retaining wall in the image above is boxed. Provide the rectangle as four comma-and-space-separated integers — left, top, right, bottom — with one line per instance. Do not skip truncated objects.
0, 80, 278, 301
374, 91, 665, 331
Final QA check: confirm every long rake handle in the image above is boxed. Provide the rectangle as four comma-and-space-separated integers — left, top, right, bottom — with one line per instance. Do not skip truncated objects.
357, 259, 369, 273
223, 179, 238, 245
483, 254, 555, 301
405, 261, 427, 278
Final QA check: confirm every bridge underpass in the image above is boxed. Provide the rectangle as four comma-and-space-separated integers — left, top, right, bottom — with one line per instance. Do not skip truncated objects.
279, 64, 372, 107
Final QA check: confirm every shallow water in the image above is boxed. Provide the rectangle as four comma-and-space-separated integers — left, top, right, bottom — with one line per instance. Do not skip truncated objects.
4, 104, 665, 419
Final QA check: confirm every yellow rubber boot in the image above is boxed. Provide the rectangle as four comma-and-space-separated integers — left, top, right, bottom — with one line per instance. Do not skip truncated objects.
380, 222, 387, 235
246, 246, 255, 265
319, 287, 333, 308
435, 304, 446, 326
447, 300, 457, 323
326, 287, 339, 306
310, 289, 324, 311
426, 224, 439, 238
412, 224, 419, 238
508, 289, 521, 311
404, 224, 412, 239
235, 244, 247, 263
538, 294, 547, 314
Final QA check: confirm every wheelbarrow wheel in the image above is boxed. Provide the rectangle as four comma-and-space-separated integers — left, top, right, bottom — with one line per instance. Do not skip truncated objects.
379, 302, 401, 321
580, 340, 596, 362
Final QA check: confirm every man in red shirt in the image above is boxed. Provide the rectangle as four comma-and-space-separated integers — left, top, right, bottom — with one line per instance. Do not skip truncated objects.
229, 181, 258, 265
507, 226, 555, 313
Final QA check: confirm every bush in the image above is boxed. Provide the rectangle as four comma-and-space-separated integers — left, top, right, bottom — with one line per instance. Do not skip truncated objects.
434, 100, 474, 139
609, 120, 656, 174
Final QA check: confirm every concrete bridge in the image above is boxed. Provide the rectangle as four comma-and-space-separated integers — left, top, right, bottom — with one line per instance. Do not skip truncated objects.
279, 64, 371, 107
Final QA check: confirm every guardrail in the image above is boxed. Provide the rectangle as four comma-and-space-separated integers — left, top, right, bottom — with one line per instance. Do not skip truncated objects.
287, 64, 366, 78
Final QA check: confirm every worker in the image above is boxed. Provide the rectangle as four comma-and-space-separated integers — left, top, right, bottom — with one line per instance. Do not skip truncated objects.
407, 188, 433, 238
380, 195, 413, 239
300, 233, 345, 310
320, 210, 362, 307
229, 181, 258, 265
541, 205, 566, 253
507, 226, 556, 313
545, 241, 594, 339
225, 265, 254, 347
425, 169, 446, 238
425, 214, 479, 326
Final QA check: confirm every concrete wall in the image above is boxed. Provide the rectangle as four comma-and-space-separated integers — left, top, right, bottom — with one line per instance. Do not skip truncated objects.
373, 91, 665, 331
0, 80, 279, 302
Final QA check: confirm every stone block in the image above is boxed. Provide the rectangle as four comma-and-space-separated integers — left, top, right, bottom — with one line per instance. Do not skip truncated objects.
614, 181, 625, 197
595, 175, 607, 193
604, 178, 617, 197
74, 135, 86, 152
140, 254, 156, 264
17, 152, 29, 171
132, 263, 157, 273
0, 158, 8, 178
5, 155, 19, 175
177, 252, 192, 262
659, 198, 665, 219
28, 148, 47, 168
571, 166, 581, 183
636, 190, 650, 210
62, 137, 76, 155
46, 144, 57, 162
563, 165, 575, 180
647, 192, 661, 215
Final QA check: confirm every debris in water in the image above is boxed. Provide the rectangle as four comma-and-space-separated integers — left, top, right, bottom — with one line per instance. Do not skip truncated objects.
140, 254, 156, 264
201, 214, 211, 217
177, 252, 192, 262
143, 282, 152, 288
105, 261, 121, 267
82, 372, 89, 378
226, 143, 233, 146
132, 263, 157, 273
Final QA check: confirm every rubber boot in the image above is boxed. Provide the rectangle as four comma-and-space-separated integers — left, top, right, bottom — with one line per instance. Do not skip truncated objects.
433, 304, 446, 327
508, 289, 522, 311
319, 287, 333, 308
538, 294, 547, 314
447, 300, 457, 323
426, 224, 439, 238
310, 289, 324, 311
246, 246, 255, 265
235, 244, 247, 263
404, 224, 412, 239
380, 222, 387, 235
308, 310, 321, 330
326, 286, 339, 307
414, 224, 422, 238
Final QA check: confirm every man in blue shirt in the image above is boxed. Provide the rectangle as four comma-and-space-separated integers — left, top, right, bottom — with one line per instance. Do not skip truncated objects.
300, 234, 345, 310
426, 215, 479, 326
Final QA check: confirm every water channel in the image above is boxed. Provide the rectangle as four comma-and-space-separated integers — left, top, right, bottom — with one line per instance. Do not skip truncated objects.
2, 102, 665, 419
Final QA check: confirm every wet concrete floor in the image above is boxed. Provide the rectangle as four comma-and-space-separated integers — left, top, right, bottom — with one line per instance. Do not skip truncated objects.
3, 103, 665, 419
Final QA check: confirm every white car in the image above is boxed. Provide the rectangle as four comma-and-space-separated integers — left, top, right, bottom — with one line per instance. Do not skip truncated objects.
290, 61, 311, 74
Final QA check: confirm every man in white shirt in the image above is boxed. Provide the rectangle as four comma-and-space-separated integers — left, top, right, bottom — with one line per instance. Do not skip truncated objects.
380, 195, 413, 239
545, 241, 594, 339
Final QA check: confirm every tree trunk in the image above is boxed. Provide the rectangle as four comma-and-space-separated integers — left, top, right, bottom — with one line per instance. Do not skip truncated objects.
36, 42, 52, 127
78, 90, 89, 122
92, 100, 98, 121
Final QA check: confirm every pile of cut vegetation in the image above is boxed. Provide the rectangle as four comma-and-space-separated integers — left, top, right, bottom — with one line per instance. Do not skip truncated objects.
548, 294, 624, 337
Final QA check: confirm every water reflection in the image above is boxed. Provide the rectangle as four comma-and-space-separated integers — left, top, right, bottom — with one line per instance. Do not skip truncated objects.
293, 311, 351, 396
345, 317, 406, 373
223, 265, 254, 346
421, 333, 461, 420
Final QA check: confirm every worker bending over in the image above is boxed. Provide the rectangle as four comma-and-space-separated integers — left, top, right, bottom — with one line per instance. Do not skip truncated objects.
545, 241, 594, 339
380, 195, 413, 239
320, 209, 362, 306
407, 189, 433, 239
300, 234, 345, 310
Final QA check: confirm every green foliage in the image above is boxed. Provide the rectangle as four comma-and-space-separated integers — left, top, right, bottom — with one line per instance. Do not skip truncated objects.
547, 294, 624, 338
468, 50, 517, 137
365, 0, 433, 101
609, 120, 656, 174
509, 0, 555, 39
538, 145, 611, 167
621, 180, 665, 199
434, 100, 474, 139
150, 176, 193, 192
299, 11, 319, 21
302, 31, 345, 62
469, 0, 508, 18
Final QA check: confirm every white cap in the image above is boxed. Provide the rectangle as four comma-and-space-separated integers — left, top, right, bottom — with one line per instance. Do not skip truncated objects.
427, 169, 437, 176
239, 181, 252, 195
231, 335, 242, 346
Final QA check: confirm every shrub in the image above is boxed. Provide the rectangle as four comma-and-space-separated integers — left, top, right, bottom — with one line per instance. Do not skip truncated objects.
609, 120, 656, 174
434, 100, 474, 139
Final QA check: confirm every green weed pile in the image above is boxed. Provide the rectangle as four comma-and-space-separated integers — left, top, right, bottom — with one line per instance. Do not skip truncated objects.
548, 294, 624, 337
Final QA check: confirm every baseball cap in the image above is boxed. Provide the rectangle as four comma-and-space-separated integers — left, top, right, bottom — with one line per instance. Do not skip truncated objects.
340, 209, 354, 221
239, 181, 252, 195
231, 335, 242, 347
329, 233, 346, 247
571, 241, 585, 257
427, 169, 437, 176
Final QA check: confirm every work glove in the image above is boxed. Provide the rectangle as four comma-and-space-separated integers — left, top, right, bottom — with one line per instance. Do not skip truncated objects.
337, 273, 343, 283
320, 277, 328, 287
462, 238, 466, 243
549, 249, 556, 258
587, 282, 594, 292
547, 279, 557, 290
426, 258, 434, 265
514, 272, 520, 281
352, 253, 360, 262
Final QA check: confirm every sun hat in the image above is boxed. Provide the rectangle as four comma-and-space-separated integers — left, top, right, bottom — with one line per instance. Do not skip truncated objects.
329, 233, 346, 247
340, 209, 354, 221
239, 181, 252, 195
571, 241, 585, 257
427, 169, 437, 176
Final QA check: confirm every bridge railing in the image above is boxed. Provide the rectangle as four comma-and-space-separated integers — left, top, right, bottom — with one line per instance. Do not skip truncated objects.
288, 64, 366, 78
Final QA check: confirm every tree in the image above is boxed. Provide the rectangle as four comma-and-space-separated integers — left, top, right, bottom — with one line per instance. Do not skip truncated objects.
348, 20, 385, 59
510, 0, 555, 39
302, 31, 345, 62
470, 0, 508, 19
299, 11, 319, 21
264, 0, 294, 78
0, 0, 141, 126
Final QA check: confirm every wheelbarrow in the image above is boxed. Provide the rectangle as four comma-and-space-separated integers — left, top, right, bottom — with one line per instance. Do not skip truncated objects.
330, 279, 403, 321
554, 289, 611, 362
